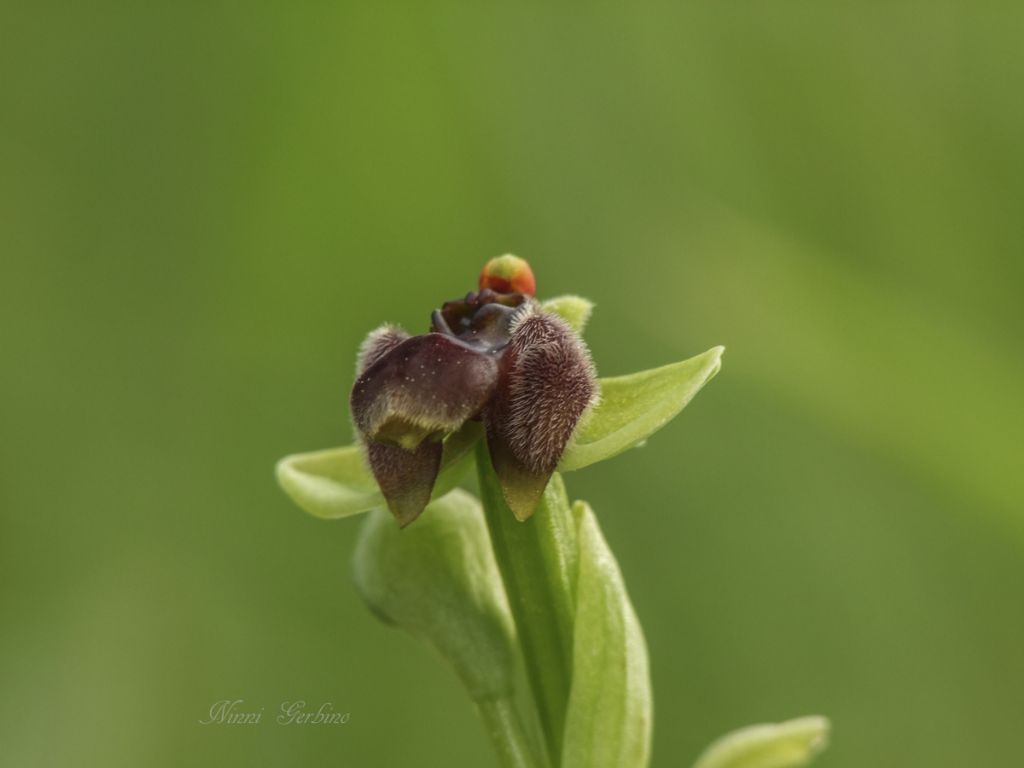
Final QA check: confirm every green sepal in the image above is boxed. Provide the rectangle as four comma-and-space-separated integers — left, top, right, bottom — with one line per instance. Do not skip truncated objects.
559, 346, 724, 472
692, 716, 831, 768
542, 295, 595, 335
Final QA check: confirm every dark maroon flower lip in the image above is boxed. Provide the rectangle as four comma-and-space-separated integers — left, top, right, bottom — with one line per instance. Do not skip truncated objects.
431, 289, 529, 353
352, 331, 499, 450
351, 279, 598, 526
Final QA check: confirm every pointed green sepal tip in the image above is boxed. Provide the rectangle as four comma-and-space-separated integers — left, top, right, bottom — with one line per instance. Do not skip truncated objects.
692, 716, 831, 768
542, 294, 595, 334
559, 345, 724, 472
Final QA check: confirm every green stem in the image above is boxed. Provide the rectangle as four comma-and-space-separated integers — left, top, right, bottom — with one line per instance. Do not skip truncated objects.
476, 442, 578, 766
476, 697, 542, 768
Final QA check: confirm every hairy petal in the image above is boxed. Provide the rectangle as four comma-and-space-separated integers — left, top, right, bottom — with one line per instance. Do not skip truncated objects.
352, 328, 497, 526
365, 440, 442, 527
351, 333, 499, 450
486, 304, 598, 520
357, 324, 410, 374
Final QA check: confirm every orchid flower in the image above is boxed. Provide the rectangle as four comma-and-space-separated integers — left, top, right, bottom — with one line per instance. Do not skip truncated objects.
351, 255, 598, 525
278, 255, 723, 529
276, 256, 828, 768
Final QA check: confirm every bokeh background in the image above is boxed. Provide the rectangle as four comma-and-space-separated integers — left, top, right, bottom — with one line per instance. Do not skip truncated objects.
3, 3, 1022, 766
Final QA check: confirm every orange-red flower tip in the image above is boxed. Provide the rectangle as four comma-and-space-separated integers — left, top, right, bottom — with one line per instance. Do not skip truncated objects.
479, 254, 536, 297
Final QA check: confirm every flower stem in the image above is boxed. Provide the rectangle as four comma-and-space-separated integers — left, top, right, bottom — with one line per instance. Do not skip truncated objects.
476, 442, 578, 766
476, 697, 542, 768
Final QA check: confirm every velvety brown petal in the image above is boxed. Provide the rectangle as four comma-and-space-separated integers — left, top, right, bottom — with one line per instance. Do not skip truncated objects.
352, 326, 494, 526
486, 304, 598, 520
357, 324, 410, 374
351, 332, 499, 450
353, 325, 438, 526
365, 439, 442, 527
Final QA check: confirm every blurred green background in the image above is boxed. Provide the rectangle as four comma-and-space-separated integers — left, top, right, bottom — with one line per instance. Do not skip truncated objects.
3, 3, 1022, 766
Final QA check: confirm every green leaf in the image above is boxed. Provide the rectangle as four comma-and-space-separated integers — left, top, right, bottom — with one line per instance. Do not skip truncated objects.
542, 294, 595, 334
559, 346, 724, 472
562, 500, 652, 768
352, 489, 518, 702
693, 717, 831, 768
275, 424, 480, 519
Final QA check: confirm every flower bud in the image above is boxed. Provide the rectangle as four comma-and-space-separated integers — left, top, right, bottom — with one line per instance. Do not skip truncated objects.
693, 716, 831, 768
479, 254, 536, 296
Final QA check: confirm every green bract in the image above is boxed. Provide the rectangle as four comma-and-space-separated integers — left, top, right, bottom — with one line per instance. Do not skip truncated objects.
562, 501, 652, 768
353, 489, 518, 702
692, 717, 831, 768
